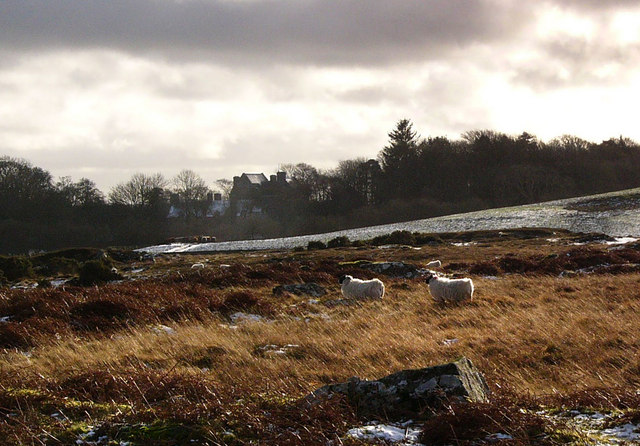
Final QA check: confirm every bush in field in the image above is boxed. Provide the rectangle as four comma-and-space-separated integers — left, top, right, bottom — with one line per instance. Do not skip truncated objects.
307, 240, 326, 250
414, 233, 443, 245
327, 236, 351, 248
372, 230, 416, 246
78, 260, 120, 286
34, 256, 79, 276
0, 255, 33, 281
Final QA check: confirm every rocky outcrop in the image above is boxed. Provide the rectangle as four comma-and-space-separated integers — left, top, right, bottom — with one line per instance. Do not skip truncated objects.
358, 261, 424, 278
305, 357, 489, 420
272, 282, 327, 297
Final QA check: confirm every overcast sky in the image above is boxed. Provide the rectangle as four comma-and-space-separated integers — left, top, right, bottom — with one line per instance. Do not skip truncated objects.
1, 0, 639, 193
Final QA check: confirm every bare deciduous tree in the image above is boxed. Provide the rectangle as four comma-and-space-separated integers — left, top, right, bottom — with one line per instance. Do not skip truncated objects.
172, 169, 210, 219
108, 173, 167, 207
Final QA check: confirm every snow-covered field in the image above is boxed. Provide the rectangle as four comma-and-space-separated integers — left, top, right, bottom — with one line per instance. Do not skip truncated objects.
139, 188, 640, 254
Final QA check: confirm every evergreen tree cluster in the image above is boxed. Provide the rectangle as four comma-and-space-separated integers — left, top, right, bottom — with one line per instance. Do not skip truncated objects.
2, 120, 639, 253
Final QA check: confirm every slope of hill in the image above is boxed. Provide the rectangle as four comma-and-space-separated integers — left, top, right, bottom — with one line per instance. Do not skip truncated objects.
141, 187, 640, 253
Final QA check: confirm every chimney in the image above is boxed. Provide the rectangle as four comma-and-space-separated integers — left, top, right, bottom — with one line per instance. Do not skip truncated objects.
277, 171, 287, 183
270, 174, 277, 183
207, 192, 213, 203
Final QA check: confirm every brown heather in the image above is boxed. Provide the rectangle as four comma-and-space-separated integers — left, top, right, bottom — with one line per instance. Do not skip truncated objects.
1, 231, 640, 444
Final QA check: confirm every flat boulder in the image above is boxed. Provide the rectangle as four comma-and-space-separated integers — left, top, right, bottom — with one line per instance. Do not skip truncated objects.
272, 282, 327, 297
305, 357, 489, 420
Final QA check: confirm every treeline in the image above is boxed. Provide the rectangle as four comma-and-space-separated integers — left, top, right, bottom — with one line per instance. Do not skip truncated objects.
251, 120, 640, 236
2, 119, 640, 253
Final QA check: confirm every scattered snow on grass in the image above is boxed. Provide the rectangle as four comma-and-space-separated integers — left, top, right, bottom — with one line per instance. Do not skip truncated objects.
229, 312, 264, 324
257, 344, 300, 355
346, 421, 424, 445
546, 410, 640, 445
605, 237, 638, 245
601, 423, 640, 443
137, 188, 640, 254
151, 324, 176, 335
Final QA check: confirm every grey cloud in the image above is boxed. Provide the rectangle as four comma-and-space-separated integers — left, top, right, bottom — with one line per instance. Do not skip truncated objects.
0, 0, 533, 66
511, 36, 640, 90
0, 144, 223, 192
548, 0, 640, 11
0, 125, 382, 192
219, 130, 378, 167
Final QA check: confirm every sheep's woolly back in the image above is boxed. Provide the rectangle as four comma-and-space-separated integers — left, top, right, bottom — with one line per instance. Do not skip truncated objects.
340, 275, 385, 299
428, 276, 474, 303
426, 260, 442, 268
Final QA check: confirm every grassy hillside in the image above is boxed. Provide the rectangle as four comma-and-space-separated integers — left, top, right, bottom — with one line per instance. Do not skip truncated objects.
1, 228, 640, 444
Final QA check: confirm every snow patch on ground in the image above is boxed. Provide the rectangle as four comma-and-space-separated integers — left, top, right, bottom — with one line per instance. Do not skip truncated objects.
546, 410, 640, 445
151, 324, 176, 335
257, 344, 300, 356
229, 312, 264, 324
605, 237, 638, 245
137, 188, 640, 254
346, 421, 423, 445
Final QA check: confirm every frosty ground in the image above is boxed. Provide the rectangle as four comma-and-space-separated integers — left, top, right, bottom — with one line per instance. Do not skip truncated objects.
141, 187, 640, 254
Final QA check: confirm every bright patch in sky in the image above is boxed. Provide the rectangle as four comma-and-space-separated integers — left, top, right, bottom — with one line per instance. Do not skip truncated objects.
1, 0, 639, 192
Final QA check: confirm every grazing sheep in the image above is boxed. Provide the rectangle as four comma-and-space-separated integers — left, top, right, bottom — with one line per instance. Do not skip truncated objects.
191, 263, 205, 270
425, 273, 473, 303
426, 260, 442, 268
339, 275, 385, 300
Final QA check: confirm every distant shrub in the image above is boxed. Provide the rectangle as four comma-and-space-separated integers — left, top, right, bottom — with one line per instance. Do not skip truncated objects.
307, 241, 326, 250
78, 260, 120, 286
34, 257, 79, 276
34, 248, 104, 263
107, 249, 141, 263
327, 236, 351, 248
372, 230, 416, 246
414, 233, 443, 245
0, 255, 33, 281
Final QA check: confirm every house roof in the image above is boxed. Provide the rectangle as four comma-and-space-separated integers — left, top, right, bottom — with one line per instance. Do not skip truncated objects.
241, 173, 268, 185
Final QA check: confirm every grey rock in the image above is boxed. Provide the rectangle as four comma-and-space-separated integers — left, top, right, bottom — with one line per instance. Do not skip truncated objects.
305, 357, 489, 420
358, 261, 422, 278
413, 378, 438, 397
272, 282, 327, 297
438, 374, 463, 389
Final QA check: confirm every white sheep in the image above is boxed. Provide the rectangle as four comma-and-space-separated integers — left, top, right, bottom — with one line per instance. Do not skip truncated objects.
339, 275, 385, 300
426, 260, 442, 268
425, 273, 473, 303
191, 263, 205, 270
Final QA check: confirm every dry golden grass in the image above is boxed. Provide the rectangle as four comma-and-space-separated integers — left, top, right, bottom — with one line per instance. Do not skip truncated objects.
5, 272, 640, 395
2, 231, 640, 444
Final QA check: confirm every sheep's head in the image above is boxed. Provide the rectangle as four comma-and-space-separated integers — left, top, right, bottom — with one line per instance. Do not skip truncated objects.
338, 275, 352, 284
